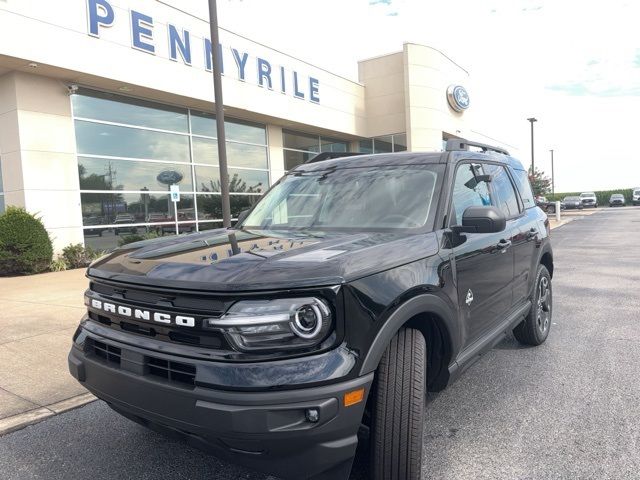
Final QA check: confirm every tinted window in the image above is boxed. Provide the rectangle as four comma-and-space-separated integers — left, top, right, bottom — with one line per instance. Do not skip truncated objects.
192, 137, 268, 169
190, 113, 267, 144
450, 163, 491, 225
511, 168, 535, 209
486, 165, 520, 218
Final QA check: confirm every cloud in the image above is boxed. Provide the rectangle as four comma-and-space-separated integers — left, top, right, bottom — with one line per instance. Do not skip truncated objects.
369, 0, 392, 4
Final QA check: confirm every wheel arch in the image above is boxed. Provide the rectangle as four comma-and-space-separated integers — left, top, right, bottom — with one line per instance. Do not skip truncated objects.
359, 294, 457, 392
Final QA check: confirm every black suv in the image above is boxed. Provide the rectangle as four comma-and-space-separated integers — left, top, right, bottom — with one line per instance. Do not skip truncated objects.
68, 139, 554, 480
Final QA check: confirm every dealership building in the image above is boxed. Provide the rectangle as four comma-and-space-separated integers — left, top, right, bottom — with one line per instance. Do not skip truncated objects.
0, 0, 509, 252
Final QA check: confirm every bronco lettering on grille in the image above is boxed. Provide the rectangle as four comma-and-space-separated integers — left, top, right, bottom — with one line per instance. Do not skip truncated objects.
89, 299, 195, 327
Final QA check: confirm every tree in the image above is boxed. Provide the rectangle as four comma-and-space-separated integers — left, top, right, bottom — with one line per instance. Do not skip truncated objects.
529, 168, 552, 196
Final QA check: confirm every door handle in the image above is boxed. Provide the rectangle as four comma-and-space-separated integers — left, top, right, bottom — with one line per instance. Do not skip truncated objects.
496, 239, 512, 252
526, 228, 538, 240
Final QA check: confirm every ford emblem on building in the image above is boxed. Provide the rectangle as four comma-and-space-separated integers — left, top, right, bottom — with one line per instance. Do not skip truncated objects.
447, 84, 470, 112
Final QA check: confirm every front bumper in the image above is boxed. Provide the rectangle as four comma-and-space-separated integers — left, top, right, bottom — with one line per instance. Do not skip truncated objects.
68, 327, 373, 480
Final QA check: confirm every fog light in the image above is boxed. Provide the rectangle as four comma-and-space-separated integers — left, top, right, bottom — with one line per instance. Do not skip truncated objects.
306, 408, 319, 423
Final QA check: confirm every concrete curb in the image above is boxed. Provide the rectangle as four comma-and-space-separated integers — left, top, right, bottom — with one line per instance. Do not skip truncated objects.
0, 392, 97, 436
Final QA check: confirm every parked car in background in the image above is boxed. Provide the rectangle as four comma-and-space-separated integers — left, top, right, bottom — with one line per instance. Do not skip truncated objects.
535, 196, 558, 214
633, 188, 640, 206
83, 216, 106, 237
580, 192, 598, 208
113, 214, 137, 235
609, 194, 626, 207
563, 196, 583, 209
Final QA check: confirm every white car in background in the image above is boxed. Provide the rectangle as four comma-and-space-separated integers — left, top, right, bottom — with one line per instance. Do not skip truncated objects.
633, 188, 640, 206
579, 192, 598, 208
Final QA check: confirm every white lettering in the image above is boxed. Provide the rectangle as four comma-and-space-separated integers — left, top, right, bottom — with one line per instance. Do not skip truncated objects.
134, 309, 150, 321
117, 305, 132, 316
154, 312, 171, 323
175, 316, 195, 327
91, 299, 102, 309
103, 302, 116, 313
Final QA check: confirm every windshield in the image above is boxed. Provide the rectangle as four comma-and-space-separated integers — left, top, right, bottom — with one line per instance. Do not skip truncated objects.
565, 196, 580, 201
580, 193, 595, 198
242, 165, 443, 231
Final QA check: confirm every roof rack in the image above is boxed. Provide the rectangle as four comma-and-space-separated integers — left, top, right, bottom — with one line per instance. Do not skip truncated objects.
305, 152, 363, 164
445, 138, 509, 156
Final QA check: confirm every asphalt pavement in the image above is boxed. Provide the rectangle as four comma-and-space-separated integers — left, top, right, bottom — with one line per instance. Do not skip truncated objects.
1, 207, 639, 480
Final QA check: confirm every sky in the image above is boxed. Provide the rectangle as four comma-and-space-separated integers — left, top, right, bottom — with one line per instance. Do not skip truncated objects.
212, 0, 640, 192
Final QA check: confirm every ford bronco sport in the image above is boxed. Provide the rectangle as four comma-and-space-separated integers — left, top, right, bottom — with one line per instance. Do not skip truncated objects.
69, 139, 554, 480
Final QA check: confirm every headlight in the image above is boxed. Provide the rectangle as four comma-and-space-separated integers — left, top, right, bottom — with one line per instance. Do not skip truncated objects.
206, 297, 333, 352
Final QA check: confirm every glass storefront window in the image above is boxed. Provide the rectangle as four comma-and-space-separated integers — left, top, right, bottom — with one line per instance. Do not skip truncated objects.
78, 157, 193, 192
72, 91, 188, 132
192, 138, 268, 169
80, 192, 194, 226
191, 113, 267, 145
197, 194, 260, 220
284, 150, 315, 171
196, 166, 268, 194
358, 133, 407, 154
75, 120, 190, 162
283, 130, 320, 152
73, 90, 270, 245
320, 137, 349, 153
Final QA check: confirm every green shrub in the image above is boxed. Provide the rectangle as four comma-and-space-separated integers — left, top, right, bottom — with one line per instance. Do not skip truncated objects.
50, 257, 68, 272
61, 243, 104, 269
118, 231, 159, 246
0, 207, 53, 276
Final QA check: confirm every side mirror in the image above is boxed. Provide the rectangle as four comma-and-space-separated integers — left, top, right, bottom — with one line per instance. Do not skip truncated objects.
234, 209, 250, 227
454, 206, 506, 234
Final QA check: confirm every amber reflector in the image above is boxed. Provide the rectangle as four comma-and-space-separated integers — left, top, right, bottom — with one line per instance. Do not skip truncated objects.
343, 388, 365, 407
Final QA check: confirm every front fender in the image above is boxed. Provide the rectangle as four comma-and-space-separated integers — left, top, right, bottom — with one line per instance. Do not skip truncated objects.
358, 293, 458, 376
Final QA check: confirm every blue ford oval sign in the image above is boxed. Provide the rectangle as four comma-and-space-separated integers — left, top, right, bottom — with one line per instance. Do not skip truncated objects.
447, 85, 470, 112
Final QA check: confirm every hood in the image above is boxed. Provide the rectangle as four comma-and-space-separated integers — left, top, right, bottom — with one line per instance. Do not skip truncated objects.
88, 228, 440, 292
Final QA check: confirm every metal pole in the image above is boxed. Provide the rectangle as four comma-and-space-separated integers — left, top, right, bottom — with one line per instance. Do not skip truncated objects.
527, 117, 537, 174
550, 149, 555, 195
207, 0, 232, 228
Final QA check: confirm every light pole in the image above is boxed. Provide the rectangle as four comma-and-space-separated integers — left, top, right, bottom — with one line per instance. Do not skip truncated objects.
549, 149, 555, 195
207, 0, 231, 228
527, 117, 537, 174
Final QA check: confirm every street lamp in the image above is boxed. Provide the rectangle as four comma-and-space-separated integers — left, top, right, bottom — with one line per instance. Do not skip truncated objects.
207, 0, 231, 228
549, 149, 555, 195
527, 117, 537, 174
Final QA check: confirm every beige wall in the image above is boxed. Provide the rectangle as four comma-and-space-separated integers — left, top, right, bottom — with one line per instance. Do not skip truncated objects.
358, 52, 406, 138
0, 72, 83, 253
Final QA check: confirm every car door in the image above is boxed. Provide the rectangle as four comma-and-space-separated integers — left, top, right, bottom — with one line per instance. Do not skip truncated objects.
506, 166, 541, 305
449, 162, 516, 349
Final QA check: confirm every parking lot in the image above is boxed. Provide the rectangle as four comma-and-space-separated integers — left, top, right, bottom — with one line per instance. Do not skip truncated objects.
1, 207, 639, 479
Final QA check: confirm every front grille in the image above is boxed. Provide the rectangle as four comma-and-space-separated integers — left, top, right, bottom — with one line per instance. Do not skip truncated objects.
86, 280, 231, 349
89, 339, 121, 366
147, 357, 196, 387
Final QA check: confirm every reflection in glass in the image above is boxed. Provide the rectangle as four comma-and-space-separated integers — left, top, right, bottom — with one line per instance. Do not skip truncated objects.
192, 138, 268, 169
72, 92, 188, 132
198, 221, 224, 231
358, 140, 373, 154
75, 120, 190, 162
284, 150, 315, 171
78, 157, 193, 192
374, 135, 393, 154
283, 130, 319, 151
320, 137, 348, 153
197, 194, 260, 220
196, 167, 268, 194
81, 192, 194, 225
394, 134, 407, 152
191, 113, 266, 144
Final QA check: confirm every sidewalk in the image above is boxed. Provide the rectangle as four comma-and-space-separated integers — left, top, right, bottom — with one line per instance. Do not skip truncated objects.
0, 269, 95, 434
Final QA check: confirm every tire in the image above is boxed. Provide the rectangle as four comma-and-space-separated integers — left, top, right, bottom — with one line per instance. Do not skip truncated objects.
513, 264, 552, 346
371, 328, 425, 480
